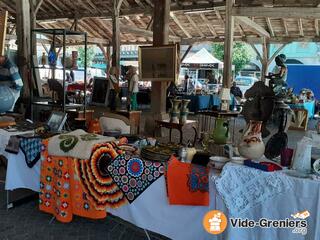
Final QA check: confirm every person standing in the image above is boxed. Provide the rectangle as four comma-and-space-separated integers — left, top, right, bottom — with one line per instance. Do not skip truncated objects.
0, 55, 23, 111
184, 74, 189, 92
108, 66, 119, 111
128, 66, 139, 111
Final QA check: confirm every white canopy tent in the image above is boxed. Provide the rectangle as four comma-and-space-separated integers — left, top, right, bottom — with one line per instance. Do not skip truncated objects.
181, 48, 224, 69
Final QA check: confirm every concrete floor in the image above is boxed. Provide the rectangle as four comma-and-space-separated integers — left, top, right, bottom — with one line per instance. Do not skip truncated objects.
0, 111, 318, 240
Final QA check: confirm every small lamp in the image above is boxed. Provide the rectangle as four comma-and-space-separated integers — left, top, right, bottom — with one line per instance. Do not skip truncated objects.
219, 88, 231, 111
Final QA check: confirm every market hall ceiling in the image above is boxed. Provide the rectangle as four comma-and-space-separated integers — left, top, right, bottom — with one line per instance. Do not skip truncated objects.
1, 0, 320, 45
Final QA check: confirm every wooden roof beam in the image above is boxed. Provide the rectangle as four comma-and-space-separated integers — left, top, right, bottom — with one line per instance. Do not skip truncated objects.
232, 7, 320, 19
282, 18, 289, 36
134, 0, 145, 9
215, 9, 225, 26
200, 14, 217, 37
34, 0, 44, 15
249, 43, 262, 62
170, 12, 192, 38
237, 24, 246, 37
298, 18, 304, 36
266, 18, 275, 37
186, 15, 205, 38
120, 24, 181, 42
36, 2, 224, 20
236, 16, 270, 38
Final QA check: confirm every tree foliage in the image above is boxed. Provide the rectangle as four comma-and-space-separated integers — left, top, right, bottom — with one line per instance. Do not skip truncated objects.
212, 42, 253, 74
78, 46, 96, 68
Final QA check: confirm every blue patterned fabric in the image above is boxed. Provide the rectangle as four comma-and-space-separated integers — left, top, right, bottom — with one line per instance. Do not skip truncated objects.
19, 137, 43, 168
187, 164, 209, 192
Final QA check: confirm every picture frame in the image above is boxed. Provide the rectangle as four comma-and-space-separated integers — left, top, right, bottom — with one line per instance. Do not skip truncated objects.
46, 111, 67, 132
90, 76, 109, 106
139, 45, 178, 82
289, 108, 309, 131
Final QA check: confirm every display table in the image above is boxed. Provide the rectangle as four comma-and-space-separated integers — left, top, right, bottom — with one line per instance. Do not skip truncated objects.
4, 147, 320, 240
184, 95, 212, 112
110, 165, 320, 240
0, 129, 39, 208
288, 100, 315, 118
154, 119, 198, 146
184, 94, 237, 113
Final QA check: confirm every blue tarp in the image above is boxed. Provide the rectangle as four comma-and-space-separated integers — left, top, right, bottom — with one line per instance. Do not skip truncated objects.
287, 64, 320, 99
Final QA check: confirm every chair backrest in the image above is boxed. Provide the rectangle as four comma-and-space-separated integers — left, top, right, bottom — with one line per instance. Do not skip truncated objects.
99, 113, 131, 134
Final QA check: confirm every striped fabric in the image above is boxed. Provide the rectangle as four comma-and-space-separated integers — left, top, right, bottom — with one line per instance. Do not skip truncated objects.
0, 57, 23, 90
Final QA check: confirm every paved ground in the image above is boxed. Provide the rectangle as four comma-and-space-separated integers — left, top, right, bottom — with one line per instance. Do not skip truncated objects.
0, 109, 318, 240
0, 181, 169, 240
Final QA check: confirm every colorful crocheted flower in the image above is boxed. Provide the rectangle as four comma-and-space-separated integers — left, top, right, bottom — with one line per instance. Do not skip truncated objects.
127, 158, 144, 177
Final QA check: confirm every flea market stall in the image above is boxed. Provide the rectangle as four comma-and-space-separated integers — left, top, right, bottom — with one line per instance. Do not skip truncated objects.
2, 0, 320, 240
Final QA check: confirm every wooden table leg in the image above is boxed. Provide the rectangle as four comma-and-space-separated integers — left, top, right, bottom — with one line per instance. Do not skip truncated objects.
179, 128, 183, 145
192, 126, 198, 147
169, 128, 172, 143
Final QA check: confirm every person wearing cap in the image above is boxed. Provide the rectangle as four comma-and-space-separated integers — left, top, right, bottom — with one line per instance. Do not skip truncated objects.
0, 55, 23, 111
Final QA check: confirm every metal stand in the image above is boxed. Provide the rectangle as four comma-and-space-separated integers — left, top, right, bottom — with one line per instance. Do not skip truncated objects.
143, 229, 151, 240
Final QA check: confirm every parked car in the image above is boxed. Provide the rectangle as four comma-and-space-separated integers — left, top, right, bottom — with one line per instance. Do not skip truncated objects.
235, 76, 258, 94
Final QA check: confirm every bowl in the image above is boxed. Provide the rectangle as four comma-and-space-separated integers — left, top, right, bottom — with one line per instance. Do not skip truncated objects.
209, 156, 230, 169
231, 156, 246, 165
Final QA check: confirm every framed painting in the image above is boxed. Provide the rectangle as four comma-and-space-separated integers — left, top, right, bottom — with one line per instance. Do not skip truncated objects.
139, 45, 178, 82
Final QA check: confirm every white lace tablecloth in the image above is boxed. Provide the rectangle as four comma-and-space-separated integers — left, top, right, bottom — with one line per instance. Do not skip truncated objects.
215, 163, 294, 216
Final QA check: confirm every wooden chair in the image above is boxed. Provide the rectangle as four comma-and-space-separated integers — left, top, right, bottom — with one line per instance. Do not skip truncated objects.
289, 108, 308, 131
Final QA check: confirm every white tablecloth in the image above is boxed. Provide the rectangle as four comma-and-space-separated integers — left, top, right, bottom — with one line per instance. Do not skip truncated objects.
3, 143, 320, 240
0, 129, 40, 192
110, 170, 320, 240
5, 149, 40, 192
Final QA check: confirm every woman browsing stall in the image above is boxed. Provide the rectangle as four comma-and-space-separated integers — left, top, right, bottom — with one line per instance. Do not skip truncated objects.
128, 66, 139, 111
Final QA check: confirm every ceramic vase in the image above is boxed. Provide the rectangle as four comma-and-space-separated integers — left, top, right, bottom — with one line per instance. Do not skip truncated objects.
170, 98, 181, 123
179, 99, 190, 124
238, 120, 265, 160
212, 118, 229, 144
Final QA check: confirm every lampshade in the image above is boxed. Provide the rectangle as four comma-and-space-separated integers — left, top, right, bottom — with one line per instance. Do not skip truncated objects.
219, 88, 231, 101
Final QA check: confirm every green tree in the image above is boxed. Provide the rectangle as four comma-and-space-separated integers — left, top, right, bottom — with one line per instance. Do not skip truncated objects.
212, 42, 253, 74
78, 46, 96, 68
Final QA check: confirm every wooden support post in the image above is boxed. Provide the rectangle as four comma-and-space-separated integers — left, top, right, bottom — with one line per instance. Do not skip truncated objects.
0, 10, 8, 56
16, 0, 31, 98
150, 0, 170, 126
261, 38, 269, 82
180, 45, 192, 63
112, 0, 121, 68
223, 0, 234, 88
268, 44, 287, 66
106, 45, 111, 76
99, 44, 111, 76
